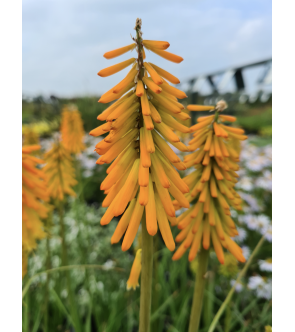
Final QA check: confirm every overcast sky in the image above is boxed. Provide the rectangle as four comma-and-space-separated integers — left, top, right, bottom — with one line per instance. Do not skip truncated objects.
22, 0, 272, 98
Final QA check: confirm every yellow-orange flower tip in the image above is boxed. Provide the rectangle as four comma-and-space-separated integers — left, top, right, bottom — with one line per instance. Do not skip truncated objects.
126, 249, 142, 290
148, 48, 183, 63
142, 40, 170, 50
187, 105, 215, 111
103, 43, 136, 59
97, 58, 136, 77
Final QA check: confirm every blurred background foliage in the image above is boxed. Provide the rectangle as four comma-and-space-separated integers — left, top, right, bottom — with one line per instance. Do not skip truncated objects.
22, 93, 272, 332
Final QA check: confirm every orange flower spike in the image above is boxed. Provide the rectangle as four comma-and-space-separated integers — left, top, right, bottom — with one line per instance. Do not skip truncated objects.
173, 99, 248, 264
98, 58, 136, 77
44, 140, 77, 200
60, 105, 85, 154
22, 145, 49, 277
126, 249, 142, 290
104, 43, 136, 59
92, 18, 189, 257
142, 40, 170, 50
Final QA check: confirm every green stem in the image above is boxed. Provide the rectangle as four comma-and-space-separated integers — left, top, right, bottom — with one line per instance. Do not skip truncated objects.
188, 247, 209, 332
151, 235, 159, 332
139, 215, 153, 332
208, 235, 265, 332
44, 235, 51, 332
203, 271, 215, 329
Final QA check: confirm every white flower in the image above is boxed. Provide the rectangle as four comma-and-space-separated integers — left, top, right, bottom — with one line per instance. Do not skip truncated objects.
246, 156, 266, 172
241, 214, 259, 230
103, 259, 115, 270
248, 276, 272, 300
230, 279, 243, 293
238, 192, 262, 212
61, 289, 68, 299
255, 170, 272, 191
261, 224, 272, 242
257, 280, 272, 300
240, 144, 259, 162
83, 169, 93, 178
248, 275, 264, 289
97, 281, 104, 291
234, 227, 247, 243
258, 259, 272, 272
241, 246, 251, 260
256, 215, 270, 231
236, 176, 254, 191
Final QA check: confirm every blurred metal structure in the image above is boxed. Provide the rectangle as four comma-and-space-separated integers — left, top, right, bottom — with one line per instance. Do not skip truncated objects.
181, 58, 272, 105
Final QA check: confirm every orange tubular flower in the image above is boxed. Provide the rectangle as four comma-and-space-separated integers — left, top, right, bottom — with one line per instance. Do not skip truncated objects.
92, 18, 190, 252
172, 100, 248, 264
60, 105, 85, 154
43, 139, 77, 201
22, 145, 49, 276
126, 249, 142, 290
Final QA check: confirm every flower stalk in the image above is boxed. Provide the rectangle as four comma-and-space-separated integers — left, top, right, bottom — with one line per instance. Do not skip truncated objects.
188, 246, 209, 332
139, 215, 153, 332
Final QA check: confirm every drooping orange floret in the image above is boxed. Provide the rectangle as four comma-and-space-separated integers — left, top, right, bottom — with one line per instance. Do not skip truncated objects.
60, 105, 85, 154
104, 43, 136, 59
126, 249, 142, 290
43, 139, 77, 201
172, 101, 248, 264
22, 145, 49, 277
93, 18, 189, 252
98, 58, 136, 77
142, 40, 170, 50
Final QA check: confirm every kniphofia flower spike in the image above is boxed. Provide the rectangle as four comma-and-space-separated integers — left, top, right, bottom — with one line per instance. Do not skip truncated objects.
60, 105, 85, 154
172, 101, 248, 264
43, 138, 77, 201
22, 145, 49, 276
91, 18, 190, 252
